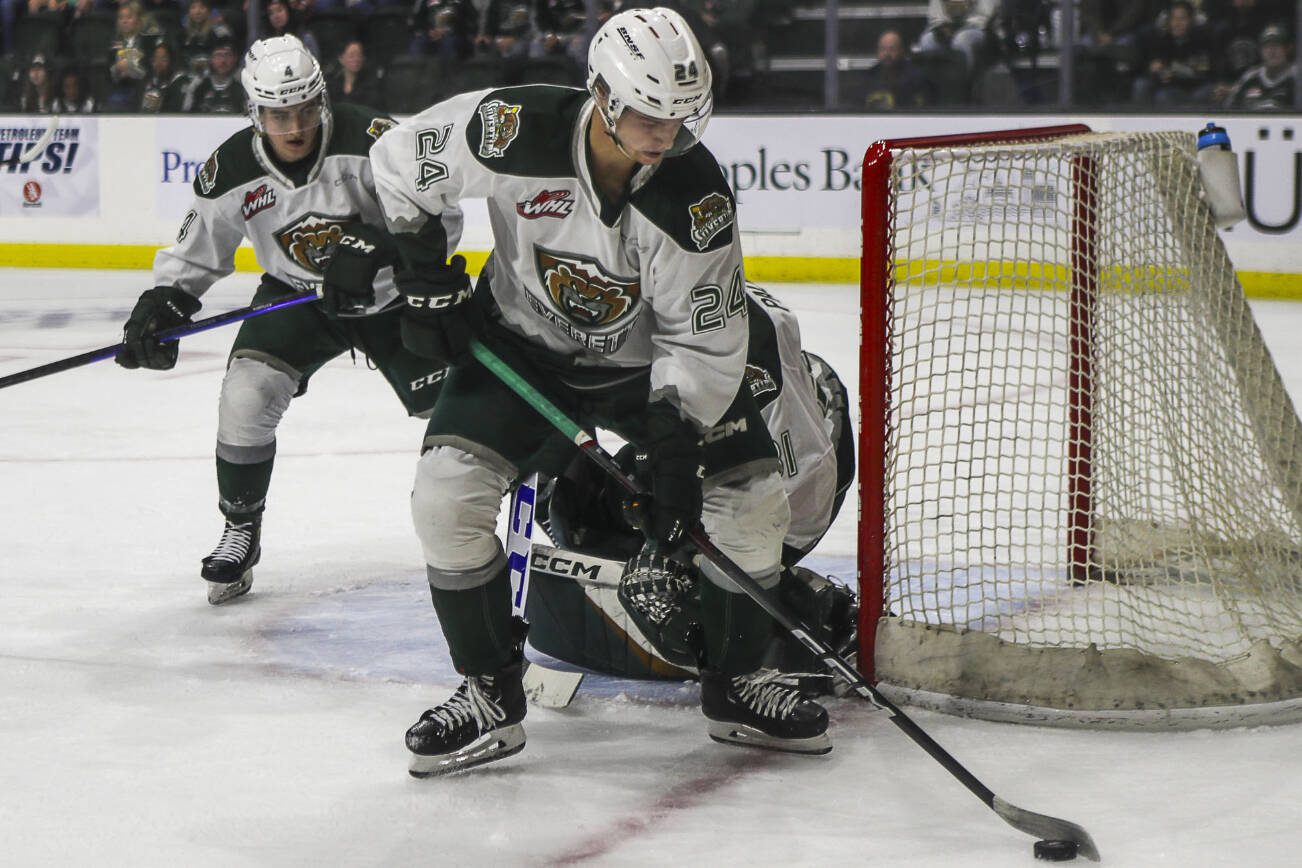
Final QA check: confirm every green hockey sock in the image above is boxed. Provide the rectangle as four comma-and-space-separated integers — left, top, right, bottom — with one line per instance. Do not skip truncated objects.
428, 567, 515, 676
216, 455, 274, 517
699, 580, 776, 676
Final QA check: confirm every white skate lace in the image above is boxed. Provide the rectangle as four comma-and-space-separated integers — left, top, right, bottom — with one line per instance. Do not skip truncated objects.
428, 676, 506, 732
732, 669, 810, 720
207, 522, 254, 564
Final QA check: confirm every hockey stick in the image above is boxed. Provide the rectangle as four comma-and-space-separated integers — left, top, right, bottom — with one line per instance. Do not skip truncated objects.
506, 472, 585, 708
0, 291, 318, 391
19, 115, 59, 165
468, 337, 1101, 862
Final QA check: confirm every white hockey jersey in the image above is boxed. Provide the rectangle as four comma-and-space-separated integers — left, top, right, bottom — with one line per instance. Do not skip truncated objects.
155, 103, 410, 312
370, 85, 748, 429
744, 286, 841, 550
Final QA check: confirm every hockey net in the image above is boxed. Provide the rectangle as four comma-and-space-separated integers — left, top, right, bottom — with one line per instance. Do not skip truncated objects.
858, 124, 1302, 729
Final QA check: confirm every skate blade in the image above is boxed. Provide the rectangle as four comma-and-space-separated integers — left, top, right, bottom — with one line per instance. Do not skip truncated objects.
408, 723, 526, 778
707, 720, 832, 755
207, 571, 253, 606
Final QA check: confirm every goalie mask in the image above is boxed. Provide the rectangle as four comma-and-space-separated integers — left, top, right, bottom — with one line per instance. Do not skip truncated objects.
241, 35, 331, 140
586, 6, 713, 158
539, 446, 644, 560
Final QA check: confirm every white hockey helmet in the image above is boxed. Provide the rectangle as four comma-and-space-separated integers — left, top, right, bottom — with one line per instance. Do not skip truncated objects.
240, 35, 330, 135
586, 6, 714, 156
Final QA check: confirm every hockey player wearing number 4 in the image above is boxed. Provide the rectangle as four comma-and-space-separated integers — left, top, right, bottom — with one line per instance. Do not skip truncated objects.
115, 35, 446, 605
370, 7, 835, 775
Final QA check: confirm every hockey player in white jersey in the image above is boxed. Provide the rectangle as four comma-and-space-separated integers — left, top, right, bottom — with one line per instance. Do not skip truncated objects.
370, 7, 833, 776
528, 282, 858, 683
115, 35, 445, 605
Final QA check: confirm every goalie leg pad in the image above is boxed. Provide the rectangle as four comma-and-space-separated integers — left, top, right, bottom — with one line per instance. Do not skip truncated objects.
411, 445, 511, 572
215, 356, 298, 459
699, 469, 789, 592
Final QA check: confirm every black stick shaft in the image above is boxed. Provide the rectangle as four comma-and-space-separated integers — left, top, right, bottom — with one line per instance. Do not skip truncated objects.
0, 292, 317, 391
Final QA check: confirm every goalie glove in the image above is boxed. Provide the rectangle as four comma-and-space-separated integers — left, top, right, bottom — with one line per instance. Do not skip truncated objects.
618, 541, 701, 670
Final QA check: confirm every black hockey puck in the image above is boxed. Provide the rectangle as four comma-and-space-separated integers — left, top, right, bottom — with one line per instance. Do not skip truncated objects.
1034, 839, 1079, 861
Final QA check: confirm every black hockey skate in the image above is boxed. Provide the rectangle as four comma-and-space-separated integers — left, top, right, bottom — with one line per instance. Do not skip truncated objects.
700, 667, 832, 755
406, 657, 527, 778
201, 517, 261, 605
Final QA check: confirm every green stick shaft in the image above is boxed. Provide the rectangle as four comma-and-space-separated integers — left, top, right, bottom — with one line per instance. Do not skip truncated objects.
469, 340, 592, 447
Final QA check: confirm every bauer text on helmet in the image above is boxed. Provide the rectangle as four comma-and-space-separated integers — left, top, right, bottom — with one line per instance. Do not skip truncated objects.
587, 7, 713, 157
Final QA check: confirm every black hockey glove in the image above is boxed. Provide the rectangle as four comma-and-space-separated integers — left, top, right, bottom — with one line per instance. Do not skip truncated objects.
396, 255, 476, 365
115, 285, 202, 371
625, 400, 705, 550
321, 223, 394, 318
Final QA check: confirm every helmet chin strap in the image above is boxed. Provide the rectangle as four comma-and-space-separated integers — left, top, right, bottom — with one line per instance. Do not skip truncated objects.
599, 108, 640, 163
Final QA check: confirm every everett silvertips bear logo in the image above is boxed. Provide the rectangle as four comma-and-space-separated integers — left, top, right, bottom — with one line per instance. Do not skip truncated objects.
744, 363, 778, 400
478, 100, 521, 158
366, 117, 397, 140
536, 249, 640, 330
197, 151, 219, 195
688, 192, 734, 251
275, 213, 358, 274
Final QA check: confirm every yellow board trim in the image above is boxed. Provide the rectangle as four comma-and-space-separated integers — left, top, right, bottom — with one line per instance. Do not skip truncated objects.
0, 244, 1298, 300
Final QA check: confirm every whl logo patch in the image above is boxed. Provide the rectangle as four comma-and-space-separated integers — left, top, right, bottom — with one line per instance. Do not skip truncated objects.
22, 180, 42, 206
274, 212, 358, 274
517, 189, 575, 220
241, 184, 277, 220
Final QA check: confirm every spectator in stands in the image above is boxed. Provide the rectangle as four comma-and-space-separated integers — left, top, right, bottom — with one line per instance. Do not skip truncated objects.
563, 0, 614, 69
184, 35, 244, 112
1131, 0, 1217, 107
51, 65, 97, 112
180, 0, 234, 75
491, 4, 533, 62
863, 29, 930, 110
105, 0, 162, 112
1079, 0, 1163, 49
13, 52, 54, 112
918, 0, 997, 72
327, 39, 384, 108
1224, 22, 1296, 109
264, 0, 321, 59
409, 1, 474, 61
533, 0, 584, 55
141, 41, 192, 112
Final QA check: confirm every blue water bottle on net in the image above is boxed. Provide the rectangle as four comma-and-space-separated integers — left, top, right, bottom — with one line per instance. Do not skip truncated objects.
1196, 122, 1246, 228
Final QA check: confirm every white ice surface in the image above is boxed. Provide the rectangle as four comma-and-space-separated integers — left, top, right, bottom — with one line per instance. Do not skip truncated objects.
1, 270, 1300, 866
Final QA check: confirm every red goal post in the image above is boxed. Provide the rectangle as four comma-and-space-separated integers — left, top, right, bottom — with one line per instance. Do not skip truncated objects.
857, 124, 1302, 729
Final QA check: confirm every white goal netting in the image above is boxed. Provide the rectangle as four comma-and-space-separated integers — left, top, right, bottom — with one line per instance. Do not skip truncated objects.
863, 130, 1302, 728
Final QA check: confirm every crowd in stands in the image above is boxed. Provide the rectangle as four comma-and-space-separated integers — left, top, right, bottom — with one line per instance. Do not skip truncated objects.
1, 1, 1297, 114
864, 0, 1297, 110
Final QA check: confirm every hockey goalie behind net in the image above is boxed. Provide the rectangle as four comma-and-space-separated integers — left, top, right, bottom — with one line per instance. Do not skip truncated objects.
859, 124, 1302, 729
